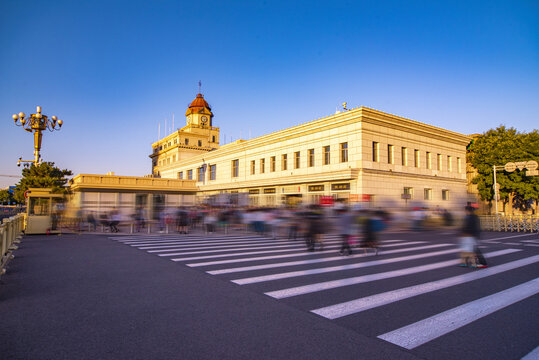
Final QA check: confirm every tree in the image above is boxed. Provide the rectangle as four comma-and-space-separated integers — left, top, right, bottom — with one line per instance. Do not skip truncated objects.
0, 189, 13, 205
468, 126, 539, 214
14, 162, 73, 203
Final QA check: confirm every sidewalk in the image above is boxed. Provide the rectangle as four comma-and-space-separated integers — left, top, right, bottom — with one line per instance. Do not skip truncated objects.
0, 233, 421, 360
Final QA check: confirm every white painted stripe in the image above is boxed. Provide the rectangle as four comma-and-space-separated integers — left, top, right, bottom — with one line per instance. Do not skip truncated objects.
156, 242, 317, 257
505, 242, 525, 246
124, 236, 276, 245
198, 244, 451, 270
313, 254, 537, 319
140, 238, 308, 250
264, 249, 520, 299
232, 248, 458, 284
521, 345, 539, 360
154, 240, 423, 256
378, 277, 539, 349
124, 234, 344, 245
147, 238, 415, 253
173, 245, 342, 262
484, 234, 538, 241
522, 240, 539, 243
170, 241, 424, 262
525, 244, 539, 247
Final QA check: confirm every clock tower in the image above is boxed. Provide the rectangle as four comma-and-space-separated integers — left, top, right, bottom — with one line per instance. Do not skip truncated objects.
185, 93, 214, 126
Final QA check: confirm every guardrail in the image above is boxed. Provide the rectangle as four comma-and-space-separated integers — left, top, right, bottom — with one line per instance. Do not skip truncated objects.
1, 213, 25, 278
480, 215, 539, 232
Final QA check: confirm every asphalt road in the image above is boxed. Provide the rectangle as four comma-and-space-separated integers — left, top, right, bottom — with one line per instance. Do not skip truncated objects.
1, 229, 538, 360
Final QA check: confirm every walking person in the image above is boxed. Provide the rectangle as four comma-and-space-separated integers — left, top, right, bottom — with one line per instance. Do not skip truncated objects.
337, 207, 354, 255
459, 205, 486, 268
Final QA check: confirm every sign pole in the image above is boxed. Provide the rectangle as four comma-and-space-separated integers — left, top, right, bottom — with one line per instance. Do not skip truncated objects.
493, 165, 498, 214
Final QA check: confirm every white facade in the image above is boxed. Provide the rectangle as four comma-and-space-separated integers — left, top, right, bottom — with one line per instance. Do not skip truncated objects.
152, 96, 471, 211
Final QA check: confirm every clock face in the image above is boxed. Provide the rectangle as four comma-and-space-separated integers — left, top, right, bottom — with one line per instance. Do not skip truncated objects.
201, 116, 208, 123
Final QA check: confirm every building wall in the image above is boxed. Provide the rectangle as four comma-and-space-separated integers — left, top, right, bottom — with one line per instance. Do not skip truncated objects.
155, 106, 470, 211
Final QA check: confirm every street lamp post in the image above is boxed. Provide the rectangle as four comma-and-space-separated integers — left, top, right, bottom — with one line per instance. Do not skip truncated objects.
12, 106, 63, 166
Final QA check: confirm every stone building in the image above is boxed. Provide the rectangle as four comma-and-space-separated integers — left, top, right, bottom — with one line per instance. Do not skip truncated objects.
150, 93, 472, 211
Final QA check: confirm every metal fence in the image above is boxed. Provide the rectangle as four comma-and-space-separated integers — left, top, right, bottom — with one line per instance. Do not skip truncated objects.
1, 213, 24, 278
479, 215, 539, 232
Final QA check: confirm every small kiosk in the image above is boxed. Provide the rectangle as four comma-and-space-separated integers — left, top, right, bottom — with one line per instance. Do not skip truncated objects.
25, 188, 64, 235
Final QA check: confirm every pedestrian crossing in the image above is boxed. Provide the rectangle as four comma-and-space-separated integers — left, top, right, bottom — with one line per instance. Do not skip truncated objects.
110, 232, 539, 357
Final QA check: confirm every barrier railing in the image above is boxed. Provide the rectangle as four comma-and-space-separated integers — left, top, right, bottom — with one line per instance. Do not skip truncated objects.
1, 213, 25, 277
479, 215, 539, 232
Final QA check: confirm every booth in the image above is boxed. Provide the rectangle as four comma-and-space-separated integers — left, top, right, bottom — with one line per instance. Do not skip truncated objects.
25, 188, 64, 235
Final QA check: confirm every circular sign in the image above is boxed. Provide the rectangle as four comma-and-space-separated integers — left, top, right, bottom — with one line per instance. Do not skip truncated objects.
504, 162, 516, 172
526, 160, 538, 170
24, 190, 29, 199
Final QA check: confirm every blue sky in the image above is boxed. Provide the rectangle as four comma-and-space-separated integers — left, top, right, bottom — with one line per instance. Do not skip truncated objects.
1, 0, 538, 188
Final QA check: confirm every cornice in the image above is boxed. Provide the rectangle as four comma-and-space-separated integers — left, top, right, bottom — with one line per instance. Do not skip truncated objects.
197, 168, 360, 191
361, 168, 467, 183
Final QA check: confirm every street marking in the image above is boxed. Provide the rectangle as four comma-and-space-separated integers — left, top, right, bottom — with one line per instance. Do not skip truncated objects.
173, 241, 421, 263
264, 249, 520, 299
203, 244, 452, 272
525, 244, 539, 247
312, 254, 537, 319
234, 248, 458, 285
141, 238, 314, 250
173, 245, 342, 262
377, 277, 539, 349
124, 236, 278, 246
483, 234, 538, 241
521, 345, 539, 360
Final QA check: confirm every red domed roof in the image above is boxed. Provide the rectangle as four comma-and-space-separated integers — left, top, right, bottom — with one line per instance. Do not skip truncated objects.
188, 93, 211, 111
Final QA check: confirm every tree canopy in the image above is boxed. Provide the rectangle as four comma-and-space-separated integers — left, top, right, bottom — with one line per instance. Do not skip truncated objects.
468, 126, 539, 214
14, 162, 73, 203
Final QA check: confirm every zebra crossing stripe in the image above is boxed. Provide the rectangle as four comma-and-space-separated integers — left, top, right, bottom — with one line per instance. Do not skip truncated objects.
521, 345, 539, 360
155, 239, 424, 257
124, 235, 278, 246
377, 277, 539, 350
264, 249, 520, 299
156, 242, 318, 257
199, 244, 452, 270
312, 254, 539, 319
483, 234, 538, 242
172, 245, 342, 262
169, 241, 424, 261
232, 248, 458, 285
148, 239, 421, 254
140, 237, 320, 250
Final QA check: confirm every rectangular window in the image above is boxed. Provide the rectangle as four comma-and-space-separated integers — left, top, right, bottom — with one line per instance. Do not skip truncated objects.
294, 151, 300, 169
414, 149, 420, 168
426, 152, 431, 169
388, 144, 394, 164
172, 154, 176, 162
232, 159, 239, 178
442, 189, 450, 200
404, 187, 414, 199
401, 147, 408, 166
437, 153, 442, 171
210, 165, 216, 180
185, 138, 189, 145
178, 171, 183, 179
260, 158, 265, 174
212, 135, 216, 143
308, 149, 315, 167
340, 142, 348, 162
448, 155, 453, 172
372, 142, 379, 162
282, 154, 288, 170
457, 157, 462, 173
424, 188, 432, 200
198, 140, 202, 147
197, 167, 204, 181
250, 160, 255, 175
187, 170, 193, 180
324, 145, 331, 165
271, 156, 276, 172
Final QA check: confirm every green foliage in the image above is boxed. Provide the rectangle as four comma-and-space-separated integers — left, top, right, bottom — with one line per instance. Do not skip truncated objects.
14, 162, 73, 203
0, 189, 13, 204
468, 126, 539, 212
